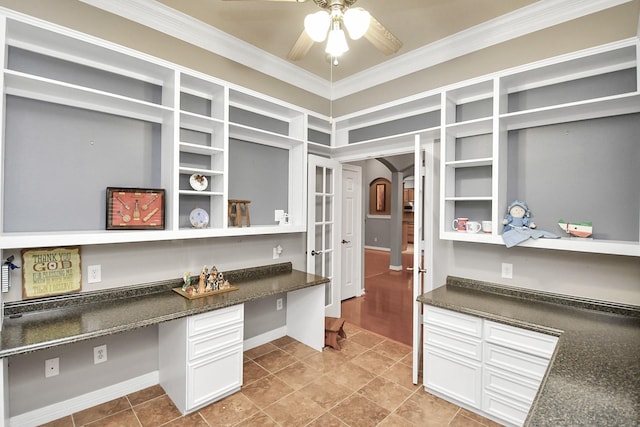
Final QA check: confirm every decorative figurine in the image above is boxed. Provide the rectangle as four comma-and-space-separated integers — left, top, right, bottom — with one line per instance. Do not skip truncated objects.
206, 272, 215, 291
182, 272, 191, 291
558, 219, 593, 238
197, 266, 207, 294
503, 200, 536, 232
501, 200, 559, 248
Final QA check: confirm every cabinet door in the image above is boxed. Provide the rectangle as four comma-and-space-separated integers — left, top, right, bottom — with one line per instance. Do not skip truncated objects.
424, 347, 482, 409
187, 344, 243, 411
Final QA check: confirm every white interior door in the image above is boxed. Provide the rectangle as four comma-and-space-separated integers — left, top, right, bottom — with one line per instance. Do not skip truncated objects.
412, 135, 435, 384
341, 165, 362, 300
307, 155, 342, 318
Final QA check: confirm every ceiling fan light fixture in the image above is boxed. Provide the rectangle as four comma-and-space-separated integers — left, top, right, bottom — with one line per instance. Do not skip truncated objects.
304, 11, 330, 42
325, 23, 349, 57
343, 7, 370, 40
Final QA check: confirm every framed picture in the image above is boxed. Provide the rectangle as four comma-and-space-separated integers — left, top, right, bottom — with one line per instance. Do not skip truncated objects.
22, 247, 82, 299
106, 187, 165, 230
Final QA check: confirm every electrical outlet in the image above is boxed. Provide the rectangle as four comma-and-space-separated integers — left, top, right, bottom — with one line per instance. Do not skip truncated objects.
94, 344, 107, 364
45, 357, 59, 378
502, 263, 513, 279
276, 298, 283, 311
88, 265, 101, 284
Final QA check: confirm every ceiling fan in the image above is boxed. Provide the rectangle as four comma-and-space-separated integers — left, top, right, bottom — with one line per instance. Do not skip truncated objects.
223, 0, 403, 62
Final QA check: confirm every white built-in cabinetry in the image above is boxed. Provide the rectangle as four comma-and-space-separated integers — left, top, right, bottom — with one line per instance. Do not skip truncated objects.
439, 42, 639, 256
0, 12, 319, 251
332, 38, 639, 257
159, 304, 244, 414
423, 305, 558, 427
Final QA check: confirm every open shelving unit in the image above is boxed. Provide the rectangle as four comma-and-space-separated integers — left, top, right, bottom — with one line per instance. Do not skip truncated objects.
0, 13, 309, 250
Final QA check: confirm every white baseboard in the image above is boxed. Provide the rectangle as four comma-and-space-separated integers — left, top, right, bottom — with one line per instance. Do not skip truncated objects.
389, 265, 404, 271
364, 245, 390, 252
243, 326, 287, 351
10, 371, 159, 427
11, 327, 290, 427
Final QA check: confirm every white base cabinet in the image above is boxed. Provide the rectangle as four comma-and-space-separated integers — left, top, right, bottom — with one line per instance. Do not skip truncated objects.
159, 304, 244, 414
423, 305, 558, 427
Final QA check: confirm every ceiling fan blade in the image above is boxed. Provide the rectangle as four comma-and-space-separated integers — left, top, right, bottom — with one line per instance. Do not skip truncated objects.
287, 30, 314, 61
364, 14, 403, 56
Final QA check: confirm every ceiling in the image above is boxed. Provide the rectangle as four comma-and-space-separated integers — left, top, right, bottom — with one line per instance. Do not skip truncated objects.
80, 0, 633, 99
153, 0, 539, 82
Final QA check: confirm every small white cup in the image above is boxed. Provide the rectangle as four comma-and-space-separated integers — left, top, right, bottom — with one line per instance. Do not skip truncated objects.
466, 221, 481, 233
482, 220, 492, 234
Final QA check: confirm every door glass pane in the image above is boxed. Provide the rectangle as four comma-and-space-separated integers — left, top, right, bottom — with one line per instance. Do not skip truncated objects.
315, 195, 323, 221
324, 251, 332, 277
324, 224, 332, 249
324, 196, 332, 222
315, 166, 324, 193
315, 224, 323, 249
325, 168, 333, 194
315, 249, 323, 275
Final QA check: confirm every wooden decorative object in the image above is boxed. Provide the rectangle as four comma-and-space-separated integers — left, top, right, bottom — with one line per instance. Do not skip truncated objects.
228, 199, 251, 227
172, 285, 238, 300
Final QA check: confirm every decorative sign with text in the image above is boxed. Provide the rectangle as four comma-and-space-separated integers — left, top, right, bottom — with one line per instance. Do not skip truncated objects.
22, 247, 82, 299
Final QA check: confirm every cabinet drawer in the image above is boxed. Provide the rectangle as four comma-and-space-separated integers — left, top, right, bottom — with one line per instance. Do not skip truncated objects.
484, 343, 551, 381
424, 347, 482, 409
483, 389, 530, 427
484, 320, 557, 358
189, 325, 244, 361
424, 325, 482, 361
423, 305, 482, 338
189, 304, 244, 337
483, 365, 540, 404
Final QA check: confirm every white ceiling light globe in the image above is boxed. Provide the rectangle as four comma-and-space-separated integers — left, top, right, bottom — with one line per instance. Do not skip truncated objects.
325, 25, 349, 57
304, 11, 331, 42
343, 8, 371, 40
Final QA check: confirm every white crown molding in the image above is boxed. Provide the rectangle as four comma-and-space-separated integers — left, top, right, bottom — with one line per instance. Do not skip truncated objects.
332, 0, 634, 99
78, 0, 331, 98
79, 0, 631, 101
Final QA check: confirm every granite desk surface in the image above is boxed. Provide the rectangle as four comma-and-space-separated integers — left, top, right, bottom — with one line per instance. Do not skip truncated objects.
417, 277, 640, 427
0, 262, 329, 359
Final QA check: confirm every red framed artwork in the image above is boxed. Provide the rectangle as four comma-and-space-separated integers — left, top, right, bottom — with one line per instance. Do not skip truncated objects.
106, 187, 165, 230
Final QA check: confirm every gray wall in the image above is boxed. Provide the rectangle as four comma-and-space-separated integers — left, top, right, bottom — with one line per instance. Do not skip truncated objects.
228, 139, 289, 226
2, 233, 304, 415
362, 159, 393, 248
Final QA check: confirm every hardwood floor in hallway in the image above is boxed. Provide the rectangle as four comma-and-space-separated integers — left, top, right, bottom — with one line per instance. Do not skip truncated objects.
341, 248, 415, 346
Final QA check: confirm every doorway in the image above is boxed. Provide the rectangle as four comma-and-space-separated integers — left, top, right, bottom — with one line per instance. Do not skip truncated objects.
340, 153, 417, 346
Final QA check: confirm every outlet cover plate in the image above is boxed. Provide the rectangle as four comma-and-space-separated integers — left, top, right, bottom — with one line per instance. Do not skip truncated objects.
88, 265, 101, 284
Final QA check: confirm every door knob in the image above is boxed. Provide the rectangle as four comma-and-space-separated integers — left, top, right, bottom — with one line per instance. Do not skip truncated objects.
310, 250, 323, 256
341, 240, 350, 244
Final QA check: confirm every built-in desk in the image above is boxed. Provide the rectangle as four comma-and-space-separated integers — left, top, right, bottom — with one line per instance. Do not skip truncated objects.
0, 262, 328, 425
418, 277, 640, 427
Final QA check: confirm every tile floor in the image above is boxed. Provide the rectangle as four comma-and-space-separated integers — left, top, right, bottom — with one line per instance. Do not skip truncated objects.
42, 324, 501, 427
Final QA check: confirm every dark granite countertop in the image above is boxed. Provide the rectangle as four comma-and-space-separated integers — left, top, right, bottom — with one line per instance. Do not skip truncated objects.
0, 262, 329, 358
417, 277, 640, 427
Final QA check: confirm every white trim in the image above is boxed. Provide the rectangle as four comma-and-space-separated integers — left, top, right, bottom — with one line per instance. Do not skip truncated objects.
333, 0, 633, 99
389, 265, 403, 271
9, 372, 159, 427
78, 0, 632, 100
243, 326, 287, 351
367, 214, 391, 220
364, 245, 390, 252
78, 0, 330, 98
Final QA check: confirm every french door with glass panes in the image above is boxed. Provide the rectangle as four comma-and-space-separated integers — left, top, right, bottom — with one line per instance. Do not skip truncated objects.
307, 155, 341, 318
